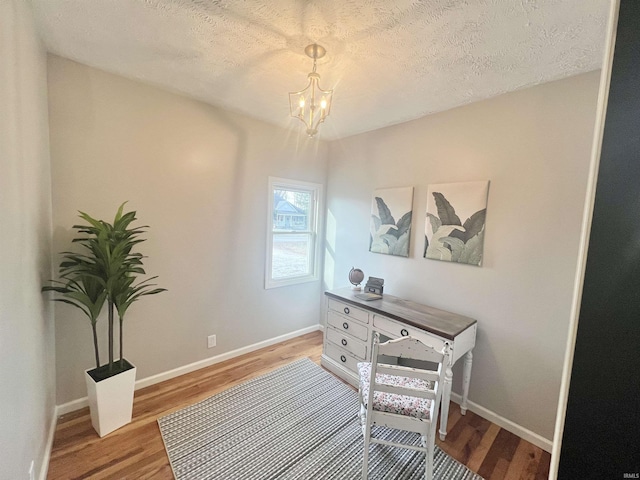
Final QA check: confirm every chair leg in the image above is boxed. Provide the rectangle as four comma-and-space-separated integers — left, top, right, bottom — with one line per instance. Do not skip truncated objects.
424, 435, 434, 480
362, 418, 372, 480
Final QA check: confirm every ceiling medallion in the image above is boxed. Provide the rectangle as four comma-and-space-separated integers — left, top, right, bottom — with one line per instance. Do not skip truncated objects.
289, 44, 334, 138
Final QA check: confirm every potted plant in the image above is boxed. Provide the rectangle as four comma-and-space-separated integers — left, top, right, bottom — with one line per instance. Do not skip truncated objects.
43, 203, 166, 436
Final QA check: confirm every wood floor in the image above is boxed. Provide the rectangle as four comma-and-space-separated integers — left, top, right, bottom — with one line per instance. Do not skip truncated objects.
47, 331, 550, 479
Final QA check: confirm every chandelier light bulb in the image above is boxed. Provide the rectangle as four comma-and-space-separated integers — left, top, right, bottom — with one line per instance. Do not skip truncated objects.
288, 44, 334, 138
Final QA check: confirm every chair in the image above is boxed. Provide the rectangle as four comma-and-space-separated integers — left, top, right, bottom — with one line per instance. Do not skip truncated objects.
358, 332, 449, 480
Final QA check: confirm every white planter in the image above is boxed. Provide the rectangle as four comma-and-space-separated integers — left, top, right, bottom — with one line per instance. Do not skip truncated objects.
85, 360, 136, 437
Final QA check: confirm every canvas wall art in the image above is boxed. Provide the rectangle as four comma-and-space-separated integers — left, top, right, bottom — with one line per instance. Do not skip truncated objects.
424, 181, 489, 266
369, 186, 413, 257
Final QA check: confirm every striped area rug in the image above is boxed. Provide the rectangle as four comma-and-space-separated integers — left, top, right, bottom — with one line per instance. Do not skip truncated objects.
158, 358, 484, 480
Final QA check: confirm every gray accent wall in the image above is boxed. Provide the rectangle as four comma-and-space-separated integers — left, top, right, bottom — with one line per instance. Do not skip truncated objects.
324, 71, 601, 441
0, 1, 56, 479
47, 56, 330, 405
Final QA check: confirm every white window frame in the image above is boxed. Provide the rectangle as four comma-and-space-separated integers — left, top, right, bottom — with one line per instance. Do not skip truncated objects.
265, 177, 322, 289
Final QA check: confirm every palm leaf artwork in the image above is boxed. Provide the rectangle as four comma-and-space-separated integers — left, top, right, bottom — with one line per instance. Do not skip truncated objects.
42, 202, 166, 377
424, 181, 489, 266
369, 187, 414, 257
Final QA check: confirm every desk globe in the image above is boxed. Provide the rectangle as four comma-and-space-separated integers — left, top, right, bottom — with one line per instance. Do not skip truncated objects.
348, 267, 365, 290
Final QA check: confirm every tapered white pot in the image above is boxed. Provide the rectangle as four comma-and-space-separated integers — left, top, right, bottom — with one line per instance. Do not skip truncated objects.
85, 360, 136, 437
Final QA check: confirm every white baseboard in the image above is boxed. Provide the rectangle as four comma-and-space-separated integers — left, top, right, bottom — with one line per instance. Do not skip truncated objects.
39, 406, 57, 480
56, 396, 90, 416
450, 392, 553, 452
51, 324, 553, 460
56, 324, 322, 416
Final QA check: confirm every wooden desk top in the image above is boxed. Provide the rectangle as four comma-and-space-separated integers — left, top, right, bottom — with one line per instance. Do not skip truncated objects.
325, 288, 477, 340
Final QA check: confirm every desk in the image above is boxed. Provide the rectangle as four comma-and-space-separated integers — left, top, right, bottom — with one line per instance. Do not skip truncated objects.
321, 288, 477, 440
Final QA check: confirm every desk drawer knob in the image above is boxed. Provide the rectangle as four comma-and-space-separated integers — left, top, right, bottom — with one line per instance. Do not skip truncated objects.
340, 355, 347, 363
400, 328, 409, 337
343, 322, 349, 330
344, 307, 350, 315
341, 338, 348, 346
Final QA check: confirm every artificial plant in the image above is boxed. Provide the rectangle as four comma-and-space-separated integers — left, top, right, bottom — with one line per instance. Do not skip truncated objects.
43, 202, 166, 376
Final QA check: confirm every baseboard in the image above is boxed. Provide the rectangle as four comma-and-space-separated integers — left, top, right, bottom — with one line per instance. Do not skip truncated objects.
56, 396, 89, 416
450, 392, 553, 452
39, 406, 58, 480
56, 324, 322, 416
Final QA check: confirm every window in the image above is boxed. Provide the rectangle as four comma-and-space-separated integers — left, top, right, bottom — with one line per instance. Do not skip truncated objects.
266, 177, 322, 289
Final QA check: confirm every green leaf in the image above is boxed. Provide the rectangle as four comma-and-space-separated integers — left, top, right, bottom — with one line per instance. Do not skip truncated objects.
375, 197, 395, 225
380, 233, 398, 249
450, 208, 486, 243
426, 244, 452, 261
52, 298, 91, 318
426, 213, 441, 235
76, 211, 103, 230
390, 231, 410, 257
391, 211, 412, 238
432, 192, 462, 226
458, 231, 484, 266
114, 202, 127, 222
370, 215, 381, 234
441, 236, 465, 262
425, 224, 465, 262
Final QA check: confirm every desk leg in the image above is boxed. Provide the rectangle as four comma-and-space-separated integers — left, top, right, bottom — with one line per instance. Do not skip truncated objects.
439, 363, 453, 441
461, 350, 473, 415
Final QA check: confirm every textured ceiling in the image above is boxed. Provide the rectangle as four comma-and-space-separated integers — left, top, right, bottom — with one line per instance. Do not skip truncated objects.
30, 0, 610, 140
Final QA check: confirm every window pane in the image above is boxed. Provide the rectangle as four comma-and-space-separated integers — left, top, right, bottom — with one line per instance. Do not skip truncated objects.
266, 177, 321, 289
273, 189, 312, 231
271, 233, 312, 279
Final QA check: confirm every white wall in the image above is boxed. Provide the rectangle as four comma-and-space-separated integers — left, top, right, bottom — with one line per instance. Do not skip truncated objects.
325, 71, 600, 442
47, 56, 330, 404
0, 1, 55, 479
42, 46, 599, 446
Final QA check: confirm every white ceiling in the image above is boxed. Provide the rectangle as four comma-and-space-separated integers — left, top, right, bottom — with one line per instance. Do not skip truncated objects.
30, 0, 610, 140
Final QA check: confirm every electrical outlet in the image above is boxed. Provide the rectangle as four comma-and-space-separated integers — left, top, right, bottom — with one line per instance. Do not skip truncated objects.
207, 334, 216, 348
29, 460, 34, 480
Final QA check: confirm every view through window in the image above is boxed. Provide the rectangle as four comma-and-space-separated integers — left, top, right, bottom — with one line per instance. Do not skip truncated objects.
266, 177, 321, 288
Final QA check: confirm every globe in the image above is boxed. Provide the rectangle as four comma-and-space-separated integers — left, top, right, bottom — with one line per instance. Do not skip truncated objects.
348, 267, 365, 290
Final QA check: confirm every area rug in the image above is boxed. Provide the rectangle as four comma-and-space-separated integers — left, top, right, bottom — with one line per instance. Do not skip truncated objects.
158, 358, 484, 480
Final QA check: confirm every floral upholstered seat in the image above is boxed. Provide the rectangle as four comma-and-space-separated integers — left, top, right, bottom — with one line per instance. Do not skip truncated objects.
359, 335, 448, 480
357, 362, 434, 420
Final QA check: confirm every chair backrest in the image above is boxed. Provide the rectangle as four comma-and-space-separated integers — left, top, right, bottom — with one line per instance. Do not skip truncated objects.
369, 332, 449, 405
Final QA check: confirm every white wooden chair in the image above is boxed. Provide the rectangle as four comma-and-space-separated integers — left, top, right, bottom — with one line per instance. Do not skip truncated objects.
358, 332, 449, 480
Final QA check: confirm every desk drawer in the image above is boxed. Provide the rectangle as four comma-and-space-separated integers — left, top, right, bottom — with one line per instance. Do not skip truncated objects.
326, 327, 367, 359
327, 311, 368, 342
325, 342, 361, 373
328, 299, 369, 324
373, 314, 447, 352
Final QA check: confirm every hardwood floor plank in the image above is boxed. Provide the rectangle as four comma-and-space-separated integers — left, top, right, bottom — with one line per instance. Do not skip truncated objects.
490, 457, 511, 480
466, 422, 501, 473
505, 439, 543, 480
47, 330, 550, 479
478, 428, 521, 479
535, 451, 551, 480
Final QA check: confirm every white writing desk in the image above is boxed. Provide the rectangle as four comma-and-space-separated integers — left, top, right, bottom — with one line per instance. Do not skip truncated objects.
321, 288, 477, 440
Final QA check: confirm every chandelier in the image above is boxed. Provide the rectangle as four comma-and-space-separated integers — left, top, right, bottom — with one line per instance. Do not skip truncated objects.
289, 44, 333, 137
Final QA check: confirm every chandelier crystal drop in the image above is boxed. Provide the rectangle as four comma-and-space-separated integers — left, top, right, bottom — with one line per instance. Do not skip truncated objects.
289, 44, 333, 138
